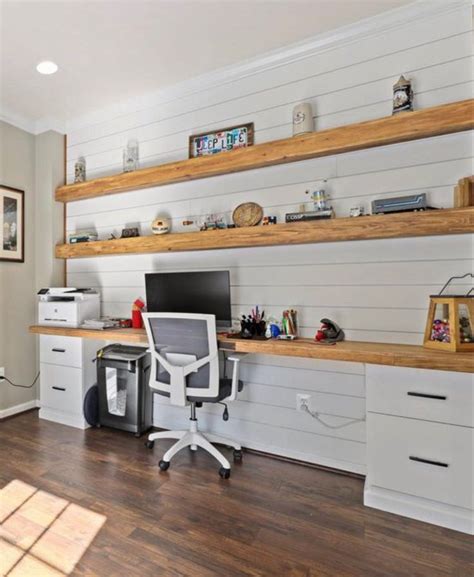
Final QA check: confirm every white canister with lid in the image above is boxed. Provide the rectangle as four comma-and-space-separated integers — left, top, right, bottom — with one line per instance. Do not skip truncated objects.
292, 102, 314, 135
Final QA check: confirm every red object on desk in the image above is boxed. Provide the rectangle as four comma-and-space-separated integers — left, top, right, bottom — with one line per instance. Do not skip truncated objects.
132, 309, 143, 329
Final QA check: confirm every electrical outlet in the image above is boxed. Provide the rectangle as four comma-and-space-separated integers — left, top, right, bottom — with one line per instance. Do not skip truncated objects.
296, 393, 310, 411
0, 367, 4, 378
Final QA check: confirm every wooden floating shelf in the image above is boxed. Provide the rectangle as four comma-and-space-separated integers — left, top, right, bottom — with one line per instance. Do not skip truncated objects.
56, 207, 474, 259
29, 326, 474, 373
56, 99, 474, 203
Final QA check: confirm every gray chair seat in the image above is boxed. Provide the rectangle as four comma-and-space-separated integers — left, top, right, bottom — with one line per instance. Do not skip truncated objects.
155, 376, 244, 403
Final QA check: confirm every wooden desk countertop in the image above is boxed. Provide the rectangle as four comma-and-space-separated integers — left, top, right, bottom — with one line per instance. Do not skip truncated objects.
29, 325, 473, 373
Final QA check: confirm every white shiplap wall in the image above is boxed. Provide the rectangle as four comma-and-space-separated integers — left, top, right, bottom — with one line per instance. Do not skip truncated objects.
65, 3, 473, 474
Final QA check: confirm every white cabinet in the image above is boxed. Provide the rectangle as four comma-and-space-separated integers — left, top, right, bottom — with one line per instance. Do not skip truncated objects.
39, 335, 104, 429
365, 365, 474, 534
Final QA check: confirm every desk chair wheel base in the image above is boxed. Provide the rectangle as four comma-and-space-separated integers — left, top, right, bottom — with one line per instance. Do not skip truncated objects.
233, 449, 243, 462
145, 440, 155, 449
219, 467, 231, 479
159, 459, 170, 471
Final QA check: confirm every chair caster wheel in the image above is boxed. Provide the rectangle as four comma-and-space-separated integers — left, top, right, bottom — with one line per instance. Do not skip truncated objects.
159, 460, 170, 471
219, 467, 231, 479
145, 440, 155, 449
233, 450, 243, 462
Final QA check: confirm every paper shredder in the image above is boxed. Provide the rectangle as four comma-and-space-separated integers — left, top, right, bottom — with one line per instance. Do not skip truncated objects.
96, 344, 152, 436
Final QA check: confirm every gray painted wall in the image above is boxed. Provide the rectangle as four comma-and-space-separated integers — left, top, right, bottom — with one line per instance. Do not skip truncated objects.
0, 121, 64, 414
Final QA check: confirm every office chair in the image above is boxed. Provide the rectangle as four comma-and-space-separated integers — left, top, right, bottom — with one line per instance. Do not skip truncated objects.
142, 312, 245, 478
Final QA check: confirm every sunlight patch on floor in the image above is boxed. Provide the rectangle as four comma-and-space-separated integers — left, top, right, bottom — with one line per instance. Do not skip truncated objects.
0, 479, 106, 576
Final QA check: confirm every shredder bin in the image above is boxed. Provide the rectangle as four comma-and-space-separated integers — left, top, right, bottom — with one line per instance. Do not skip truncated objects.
96, 344, 152, 436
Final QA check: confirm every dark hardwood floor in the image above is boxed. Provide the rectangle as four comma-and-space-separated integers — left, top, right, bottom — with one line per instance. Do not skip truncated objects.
1, 410, 472, 577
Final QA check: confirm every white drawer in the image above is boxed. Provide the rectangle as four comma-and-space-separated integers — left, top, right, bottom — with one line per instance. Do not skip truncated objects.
40, 335, 83, 369
367, 365, 474, 427
40, 363, 83, 415
367, 413, 474, 509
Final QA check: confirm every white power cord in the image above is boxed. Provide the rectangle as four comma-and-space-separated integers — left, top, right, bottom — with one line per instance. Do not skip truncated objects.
301, 399, 365, 429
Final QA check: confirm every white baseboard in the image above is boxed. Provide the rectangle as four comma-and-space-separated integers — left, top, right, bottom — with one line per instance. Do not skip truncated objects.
0, 399, 40, 420
364, 484, 474, 535
39, 407, 90, 430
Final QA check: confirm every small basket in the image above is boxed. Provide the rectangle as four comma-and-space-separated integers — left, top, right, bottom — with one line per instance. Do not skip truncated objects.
423, 273, 474, 353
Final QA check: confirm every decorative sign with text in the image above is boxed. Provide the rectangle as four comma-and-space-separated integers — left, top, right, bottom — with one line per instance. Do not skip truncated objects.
189, 123, 254, 158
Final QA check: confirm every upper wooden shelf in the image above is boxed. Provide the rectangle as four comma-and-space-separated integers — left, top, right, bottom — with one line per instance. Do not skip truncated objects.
29, 325, 473, 373
56, 207, 474, 259
57, 99, 474, 203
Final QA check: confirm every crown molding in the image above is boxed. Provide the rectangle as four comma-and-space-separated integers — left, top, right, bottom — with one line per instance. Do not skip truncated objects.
2, 0, 469, 136
0, 107, 37, 135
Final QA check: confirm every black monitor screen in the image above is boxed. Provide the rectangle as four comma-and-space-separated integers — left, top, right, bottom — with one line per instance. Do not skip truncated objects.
145, 270, 231, 328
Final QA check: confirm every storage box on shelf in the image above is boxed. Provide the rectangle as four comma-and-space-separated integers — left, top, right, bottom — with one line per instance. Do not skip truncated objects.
365, 365, 474, 534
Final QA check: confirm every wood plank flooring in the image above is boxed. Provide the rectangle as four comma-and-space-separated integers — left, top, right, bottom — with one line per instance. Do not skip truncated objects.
0, 411, 472, 577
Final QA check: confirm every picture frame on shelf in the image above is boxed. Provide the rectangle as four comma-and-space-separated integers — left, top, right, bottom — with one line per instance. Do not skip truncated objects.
189, 122, 254, 158
0, 185, 24, 263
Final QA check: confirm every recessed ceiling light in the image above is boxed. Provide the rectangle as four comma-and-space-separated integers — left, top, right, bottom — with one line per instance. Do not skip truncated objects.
36, 61, 58, 75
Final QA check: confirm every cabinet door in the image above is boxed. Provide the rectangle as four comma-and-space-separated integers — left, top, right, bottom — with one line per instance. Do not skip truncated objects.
367, 413, 473, 509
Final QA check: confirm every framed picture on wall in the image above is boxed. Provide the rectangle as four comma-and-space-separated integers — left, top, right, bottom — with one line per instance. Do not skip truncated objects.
0, 185, 24, 262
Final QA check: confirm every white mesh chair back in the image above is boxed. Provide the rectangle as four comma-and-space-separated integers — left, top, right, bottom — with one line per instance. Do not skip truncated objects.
142, 313, 220, 406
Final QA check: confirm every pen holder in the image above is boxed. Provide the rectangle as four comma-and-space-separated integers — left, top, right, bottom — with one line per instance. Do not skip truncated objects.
240, 319, 266, 339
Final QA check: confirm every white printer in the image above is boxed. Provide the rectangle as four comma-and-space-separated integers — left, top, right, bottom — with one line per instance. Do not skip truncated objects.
38, 288, 100, 328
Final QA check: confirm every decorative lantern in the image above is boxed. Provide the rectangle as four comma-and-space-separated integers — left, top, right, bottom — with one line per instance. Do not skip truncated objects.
423, 274, 474, 352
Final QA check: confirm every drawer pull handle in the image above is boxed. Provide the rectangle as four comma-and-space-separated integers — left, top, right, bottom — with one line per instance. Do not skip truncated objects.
52, 386, 66, 392
51, 348, 66, 353
407, 392, 447, 400
409, 456, 449, 468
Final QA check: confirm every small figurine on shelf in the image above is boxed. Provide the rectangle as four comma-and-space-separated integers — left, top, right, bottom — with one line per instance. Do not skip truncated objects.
152, 217, 171, 234
262, 216, 277, 225
198, 213, 227, 231
74, 157, 86, 183
314, 318, 345, 344
392, 75, 413, 114
349, 206, 365, 218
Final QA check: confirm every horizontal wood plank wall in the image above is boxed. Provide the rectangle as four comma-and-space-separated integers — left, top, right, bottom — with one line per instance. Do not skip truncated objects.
65, 4, 474, 474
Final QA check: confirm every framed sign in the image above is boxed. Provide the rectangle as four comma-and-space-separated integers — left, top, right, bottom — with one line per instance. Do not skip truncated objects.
189, 123, 254, 158
0, 185, 24, 262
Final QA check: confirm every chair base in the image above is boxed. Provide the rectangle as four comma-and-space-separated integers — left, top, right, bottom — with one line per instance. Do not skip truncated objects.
148, 419, 241, 471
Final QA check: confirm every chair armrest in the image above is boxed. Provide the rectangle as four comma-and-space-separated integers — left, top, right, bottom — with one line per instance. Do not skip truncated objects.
227, 353, 248, 363
226, 353, 247, 401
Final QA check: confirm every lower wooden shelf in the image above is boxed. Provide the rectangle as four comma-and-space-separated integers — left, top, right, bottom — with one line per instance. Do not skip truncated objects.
56, 207, 474, 259
29, 325, 473, 373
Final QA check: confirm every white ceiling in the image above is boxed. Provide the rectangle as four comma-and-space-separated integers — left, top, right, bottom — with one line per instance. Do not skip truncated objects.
1, 0, 413, 132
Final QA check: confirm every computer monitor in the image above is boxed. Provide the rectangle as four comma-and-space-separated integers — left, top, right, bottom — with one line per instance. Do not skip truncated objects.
145, 270, 232, 330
